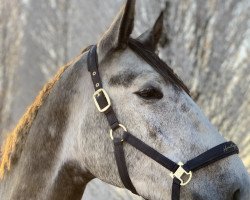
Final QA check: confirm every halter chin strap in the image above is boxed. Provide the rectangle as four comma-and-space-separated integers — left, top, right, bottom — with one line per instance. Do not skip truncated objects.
87, 44, 239, 200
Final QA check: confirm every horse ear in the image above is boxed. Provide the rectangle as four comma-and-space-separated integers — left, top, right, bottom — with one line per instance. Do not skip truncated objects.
137, 12, 163, 51
97, 0, 135, 61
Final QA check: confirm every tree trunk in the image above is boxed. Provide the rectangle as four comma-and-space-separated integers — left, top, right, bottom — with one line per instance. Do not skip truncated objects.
0, 0, 249, 199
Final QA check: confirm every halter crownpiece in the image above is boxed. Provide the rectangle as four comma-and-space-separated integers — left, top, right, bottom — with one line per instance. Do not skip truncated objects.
87, 41, 239, 200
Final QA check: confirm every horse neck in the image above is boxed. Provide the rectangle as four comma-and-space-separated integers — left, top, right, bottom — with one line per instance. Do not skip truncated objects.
1, 53, 93, 200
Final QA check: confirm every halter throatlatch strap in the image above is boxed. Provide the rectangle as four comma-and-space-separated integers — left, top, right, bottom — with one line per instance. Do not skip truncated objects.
114, 138, 138, 194
87, 44, 239, 200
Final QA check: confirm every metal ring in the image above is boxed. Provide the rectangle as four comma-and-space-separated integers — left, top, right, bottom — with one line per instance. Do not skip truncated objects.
110, 124, 127, 140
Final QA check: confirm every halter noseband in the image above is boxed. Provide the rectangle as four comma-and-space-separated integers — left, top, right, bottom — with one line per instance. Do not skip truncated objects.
87, 42, 239, 200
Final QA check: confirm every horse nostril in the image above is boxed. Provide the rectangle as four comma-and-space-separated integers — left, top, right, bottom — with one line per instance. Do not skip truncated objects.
232, 189, 240, 200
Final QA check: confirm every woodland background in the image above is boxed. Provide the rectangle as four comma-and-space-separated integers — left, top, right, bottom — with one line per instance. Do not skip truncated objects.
0, 0, 249, 199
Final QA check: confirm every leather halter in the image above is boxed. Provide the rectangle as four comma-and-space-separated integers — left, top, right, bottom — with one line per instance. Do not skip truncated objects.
87, 41, 239, 200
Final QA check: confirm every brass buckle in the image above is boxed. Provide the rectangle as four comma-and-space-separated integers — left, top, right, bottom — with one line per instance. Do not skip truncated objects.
93, 88, 111, 112
170, 162, 192, 186
110, 124, 127, 141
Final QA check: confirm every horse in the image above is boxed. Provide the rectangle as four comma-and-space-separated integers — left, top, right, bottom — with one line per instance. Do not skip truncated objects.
0, 0, 249, 199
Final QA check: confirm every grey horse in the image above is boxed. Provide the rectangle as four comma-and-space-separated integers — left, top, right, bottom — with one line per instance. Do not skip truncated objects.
0, 0, 249, 199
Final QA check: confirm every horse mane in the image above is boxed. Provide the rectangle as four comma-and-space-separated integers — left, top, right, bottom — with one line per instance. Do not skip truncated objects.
128, 38, 190, 95
0, 47, 91, 179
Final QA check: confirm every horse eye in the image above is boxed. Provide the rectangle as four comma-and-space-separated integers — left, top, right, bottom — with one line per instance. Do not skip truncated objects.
135, 86, 163, 100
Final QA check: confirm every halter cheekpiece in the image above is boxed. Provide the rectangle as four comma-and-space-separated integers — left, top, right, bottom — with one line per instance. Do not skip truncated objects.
87, 40, 239, 200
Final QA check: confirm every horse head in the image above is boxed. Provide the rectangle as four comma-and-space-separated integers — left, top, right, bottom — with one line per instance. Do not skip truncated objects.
75, 0, 250, 199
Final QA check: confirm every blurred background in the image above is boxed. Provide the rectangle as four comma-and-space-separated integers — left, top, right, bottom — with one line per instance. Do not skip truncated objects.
0, 0, 249, 199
